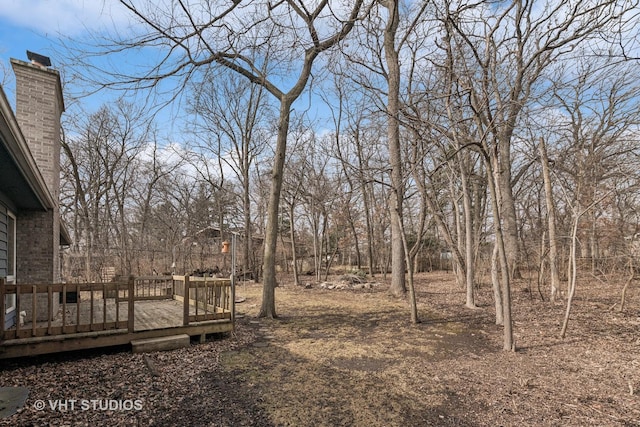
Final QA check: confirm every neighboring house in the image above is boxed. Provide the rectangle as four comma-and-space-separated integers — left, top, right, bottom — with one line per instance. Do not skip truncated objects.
0, 53, 70, 329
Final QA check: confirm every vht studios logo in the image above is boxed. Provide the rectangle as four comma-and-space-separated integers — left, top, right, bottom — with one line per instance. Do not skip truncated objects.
34, 399, 143, 411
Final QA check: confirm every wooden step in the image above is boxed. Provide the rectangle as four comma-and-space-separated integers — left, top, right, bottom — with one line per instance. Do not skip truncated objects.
131, 334, 190, 353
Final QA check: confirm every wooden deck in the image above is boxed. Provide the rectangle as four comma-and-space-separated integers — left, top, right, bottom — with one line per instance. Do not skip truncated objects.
15, 299, 219, 332
0, 276, 235, 359
134, 299, 191, 330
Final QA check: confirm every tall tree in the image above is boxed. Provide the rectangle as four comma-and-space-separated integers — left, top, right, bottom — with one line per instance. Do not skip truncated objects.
538, 137, 560, 302
61, 101, 148, 280
551, 59, 640, 272
443, 0, 636, 282
381, 0, 406, 297
187, 68, 272, 280
438, 0, 637, 350
79, 0, 371, 318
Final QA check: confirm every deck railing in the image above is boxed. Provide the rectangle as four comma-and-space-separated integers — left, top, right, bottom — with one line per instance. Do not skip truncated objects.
0, 276, 234, 341
0, 278, 133, 340
172, 275, 233, 325
115, 276, 175, 302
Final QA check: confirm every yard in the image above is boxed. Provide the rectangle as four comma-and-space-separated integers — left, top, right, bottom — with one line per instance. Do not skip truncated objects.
1, 271, 639, 426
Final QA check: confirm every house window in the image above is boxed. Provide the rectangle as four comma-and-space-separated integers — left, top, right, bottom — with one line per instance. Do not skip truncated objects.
5, 211, 16, 314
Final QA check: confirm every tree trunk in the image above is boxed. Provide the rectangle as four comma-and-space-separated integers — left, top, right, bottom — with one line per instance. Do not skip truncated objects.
560, 210, 580, 339
398, 214, 419, 324
561, 191, 612, 338
288, 202, 299, 287
357, 139, 376, 277
486, 152, 514, 350
539, 138, 560, 302
383, 0, 406, 297
243, 166, 253, 282
449, 176, 466, 290
491, 242, 504, 325
498, 138, 521, 280
460, 156, 476, 308
260, 99, 294, 318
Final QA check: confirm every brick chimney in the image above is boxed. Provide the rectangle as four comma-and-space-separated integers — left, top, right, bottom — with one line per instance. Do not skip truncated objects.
10, 55, 65, 286
11, 57, 65, 201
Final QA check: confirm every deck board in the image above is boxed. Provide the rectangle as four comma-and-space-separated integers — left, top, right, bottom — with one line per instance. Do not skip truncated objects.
133, 300, 184, 330
18, 298, 220, 332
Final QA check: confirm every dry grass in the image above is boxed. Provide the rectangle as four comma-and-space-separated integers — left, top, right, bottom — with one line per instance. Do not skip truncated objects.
225, 271, 640, 426
229, 279, 464, 426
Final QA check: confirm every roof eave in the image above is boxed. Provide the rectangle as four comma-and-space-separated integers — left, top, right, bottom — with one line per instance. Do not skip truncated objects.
0, 86, 56, 210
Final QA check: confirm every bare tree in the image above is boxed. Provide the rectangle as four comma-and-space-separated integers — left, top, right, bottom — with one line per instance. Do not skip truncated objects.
281, 123, 314, 286
434, 0, 638, 351
187, 68, 273, 280
443, 0, 636, 283
538, 137, 560, 302
560, 189, 614, 339
379, 0, 407, 297
321, 73, 365, 273
0, 55, 12, 88
61, 100, 148, 280
552, 60, 640, 269
76, 0, 372, 318
295, 132, 336, 282
129, 138, 184, 275
330, 87, 386, 277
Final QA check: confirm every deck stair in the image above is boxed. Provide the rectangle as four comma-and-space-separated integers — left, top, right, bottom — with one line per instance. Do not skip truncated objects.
131, 334, 190, 353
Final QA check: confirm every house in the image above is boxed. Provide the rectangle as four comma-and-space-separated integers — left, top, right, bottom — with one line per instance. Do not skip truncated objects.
0, 53, 70, 329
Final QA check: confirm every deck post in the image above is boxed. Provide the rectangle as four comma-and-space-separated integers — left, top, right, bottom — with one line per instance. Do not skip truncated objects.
31, 286, 37, 336
0, 278, 5, 339
15, 284, 20, 334
47, 286, 53, 334
76, 283, 81, 328
183, 275, 190, 326
128, 277, 135, 333
115, 282, 120, 325
102, 283, 107, 327
62, 284, 66, 326
230, 233, 236, 329
231, 275, 236, 329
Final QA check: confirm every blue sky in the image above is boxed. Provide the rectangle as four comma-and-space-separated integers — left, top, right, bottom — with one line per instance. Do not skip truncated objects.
0, 1, 134, 110
0, 1, 290, 177
0, 1, 205, 146
0, 1, 129, 74
0, 0, 337, 145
